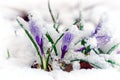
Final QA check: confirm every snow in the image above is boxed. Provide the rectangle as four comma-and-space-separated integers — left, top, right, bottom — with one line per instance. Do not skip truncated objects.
0, 0, 120, 80
0, 67, 119, 80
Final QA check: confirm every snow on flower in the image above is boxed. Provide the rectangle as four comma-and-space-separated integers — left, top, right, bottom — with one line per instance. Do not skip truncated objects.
16, 7, 120, 71
87, 37, 97, 48
91, 18, 111, 47
96, 34, 111, 47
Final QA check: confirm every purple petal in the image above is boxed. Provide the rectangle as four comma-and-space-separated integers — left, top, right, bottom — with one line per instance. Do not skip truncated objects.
75, 47, 86, 52
35, 35, 44, 55
29, 21, 40, 37
61, 32, 74, 59
61, 45, 68, 59
29, 20, 44, 56
62, 32, 73, 46
117, 50, 120, 54
91, 20, 102, 37
96, 35, 111, 47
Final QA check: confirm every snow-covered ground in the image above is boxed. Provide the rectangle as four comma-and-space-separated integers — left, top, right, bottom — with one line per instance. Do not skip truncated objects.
0, 0, 120, 80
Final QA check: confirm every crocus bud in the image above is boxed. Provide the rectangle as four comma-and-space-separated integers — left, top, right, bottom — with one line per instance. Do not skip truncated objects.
61, 32, 73, 59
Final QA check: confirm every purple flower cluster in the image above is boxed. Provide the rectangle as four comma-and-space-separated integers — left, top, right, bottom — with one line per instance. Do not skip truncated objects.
91, 20, 111, 47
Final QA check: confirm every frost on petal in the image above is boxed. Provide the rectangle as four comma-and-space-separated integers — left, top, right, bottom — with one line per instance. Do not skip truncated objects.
62, 32, 73, 45
61, 32, 74, 59
29, 21, 40, 36
96, 34, 111, 47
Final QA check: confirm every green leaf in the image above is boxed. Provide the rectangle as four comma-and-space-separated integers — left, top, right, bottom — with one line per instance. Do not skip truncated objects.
80, 25, 84, 30
73, 20, 79, 25
107, 60, 115, 65
53, 23, 59, 33
46, 32, 58, 56
46, 32, 54, 44
107, 43, 120, 54
7, 49, 10, 59
84, 45, 91, 54
98, 48, 104, 54
17, 19, 43, 68
48, 0, 56, 23
71, 59, 81, 62
46, 48, 51, 69
92, 48, 99, 54
54, 33, 64, 45
46, 33, 64, 68
50, 33, 64, 55
73, 13, 84, 31
52, 45, 58, 56
81, 39, 86, 46
106, 60, 120, 67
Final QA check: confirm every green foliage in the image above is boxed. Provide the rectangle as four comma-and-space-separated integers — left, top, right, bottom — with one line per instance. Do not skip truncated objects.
48, 0, 56, 23
46, 32, 58, 56
79, 25, 84, 30
84, 45, 91, 55
107, 43, 120, 54
98, 48, 104, 54
106, 59, 120, 67
7, 49, 10, 59
81, 39, 86, 46
53, 23, 60, 33
17, 19, 43, 68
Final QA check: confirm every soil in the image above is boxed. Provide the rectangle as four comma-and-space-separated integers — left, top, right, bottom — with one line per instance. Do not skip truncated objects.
80, 61, 94, 69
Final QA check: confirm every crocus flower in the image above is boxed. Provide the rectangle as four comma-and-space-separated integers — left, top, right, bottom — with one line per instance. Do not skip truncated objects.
91, 19, 111, 47
61, 32, 74, 59
96, 35, 111, 47
91, 20, 102, 37
29, 20, 44, 56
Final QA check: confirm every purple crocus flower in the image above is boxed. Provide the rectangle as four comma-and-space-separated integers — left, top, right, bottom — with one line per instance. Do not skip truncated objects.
91, 20, 102, 37
61, 32, 74, 59
29, 21, 44, 56
96, 35, 111, 47
90, 19, 111, 47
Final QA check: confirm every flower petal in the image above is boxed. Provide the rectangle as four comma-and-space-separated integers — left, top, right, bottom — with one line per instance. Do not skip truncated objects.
29, 20, 44, 56
61, 32, 74, 59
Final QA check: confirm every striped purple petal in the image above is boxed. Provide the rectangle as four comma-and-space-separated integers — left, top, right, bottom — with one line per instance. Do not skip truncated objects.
29, 21, 40, 37
29, 20, 44, 56
61, 45, 68, 59
61, 32, 73, 59
96, 35, 111, 47
91, 20, 102, 37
